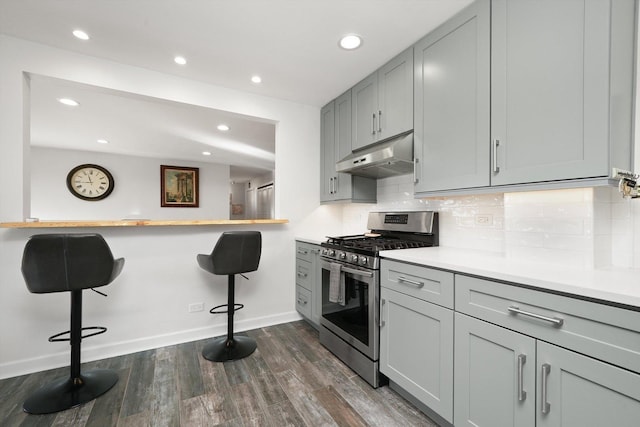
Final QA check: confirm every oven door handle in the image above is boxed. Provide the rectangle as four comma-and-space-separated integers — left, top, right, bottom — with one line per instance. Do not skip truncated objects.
340, 266, 374, 278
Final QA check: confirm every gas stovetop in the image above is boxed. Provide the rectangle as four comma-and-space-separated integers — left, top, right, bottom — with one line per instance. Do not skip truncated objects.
321, 211, 439, 268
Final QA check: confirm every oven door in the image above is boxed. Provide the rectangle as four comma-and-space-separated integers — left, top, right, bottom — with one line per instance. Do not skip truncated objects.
319, 258, 379, 360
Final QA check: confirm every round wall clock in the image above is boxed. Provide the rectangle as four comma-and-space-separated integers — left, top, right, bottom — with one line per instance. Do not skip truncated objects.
66, 164, 115, 201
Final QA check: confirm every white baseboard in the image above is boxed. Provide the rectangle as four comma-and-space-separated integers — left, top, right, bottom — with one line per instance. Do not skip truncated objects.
0, 311, 303, 380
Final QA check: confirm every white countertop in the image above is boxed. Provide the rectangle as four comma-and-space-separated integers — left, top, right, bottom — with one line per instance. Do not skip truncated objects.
295, 236, 325, 246
380, 247, 640, 310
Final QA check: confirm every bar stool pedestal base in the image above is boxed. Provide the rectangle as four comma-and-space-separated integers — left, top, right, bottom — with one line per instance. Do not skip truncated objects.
23, 369, 118, 414
202, 335, 257, 362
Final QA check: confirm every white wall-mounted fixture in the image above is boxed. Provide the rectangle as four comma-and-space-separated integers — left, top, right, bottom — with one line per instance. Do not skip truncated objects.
251, 75, 262, 84
174, 56, 187, 65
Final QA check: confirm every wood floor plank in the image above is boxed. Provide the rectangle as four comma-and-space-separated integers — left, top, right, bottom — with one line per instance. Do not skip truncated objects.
275, 369, 337, 426
151, 358, 180, 427
313, 385, 369, 427
264, 398, 306, 427
50, 400, 94, 427
176, 342, 205, 401
84, 367, 131, 427
179, 392, 235, 427
252, 371, 288, 406
229, 381, 266, 422
223, 359, 251, 386
117, 410, 151, 427
120, 349, 156, 418
375, 386, 438, 427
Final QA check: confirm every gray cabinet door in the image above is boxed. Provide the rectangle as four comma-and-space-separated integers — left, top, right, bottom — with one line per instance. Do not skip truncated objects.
351, 73, 378, 151
377, 47, 413, 142
491, 0, 611, 185
537, 341, 640, 427
320, 101, 335, 202
380, 287, 454, 423
454, 313, 535, 427
333, 90, 353, 200
414, 0, 490, 192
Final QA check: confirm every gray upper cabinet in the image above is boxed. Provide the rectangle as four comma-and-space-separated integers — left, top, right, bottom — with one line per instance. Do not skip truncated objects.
352, 47, 413, 151
414, 0, 635, 196
414, 0, 490, 192
321, 92, 376, 203
491, 0, 635, 186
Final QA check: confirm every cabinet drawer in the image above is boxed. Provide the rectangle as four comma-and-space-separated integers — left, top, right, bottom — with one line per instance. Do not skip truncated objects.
455, 274, 640, 374
295, 242, 315, 262
381, 259, 454, 309
296, 259, 312, 291
296, 285, 311, 319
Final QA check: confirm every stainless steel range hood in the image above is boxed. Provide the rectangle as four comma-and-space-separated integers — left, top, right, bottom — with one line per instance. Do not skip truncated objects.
336, 132, 413, 179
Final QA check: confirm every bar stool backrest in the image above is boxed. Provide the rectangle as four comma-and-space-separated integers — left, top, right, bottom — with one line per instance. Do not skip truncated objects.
22, 234, 124, 294
199, 231, 262, 276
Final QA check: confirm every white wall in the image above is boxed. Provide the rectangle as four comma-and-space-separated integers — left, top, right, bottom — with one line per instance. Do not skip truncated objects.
0, 35, 331, 379
31, 147, 230, 220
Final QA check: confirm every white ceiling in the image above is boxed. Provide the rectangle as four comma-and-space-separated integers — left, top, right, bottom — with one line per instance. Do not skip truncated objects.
0, 0, 473, 181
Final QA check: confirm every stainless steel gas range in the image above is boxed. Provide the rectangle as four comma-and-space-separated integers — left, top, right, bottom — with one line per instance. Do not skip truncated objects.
319, 211, 439, 388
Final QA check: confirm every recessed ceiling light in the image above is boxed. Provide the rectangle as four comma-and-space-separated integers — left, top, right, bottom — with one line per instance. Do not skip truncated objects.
72, 29, 90, 40
174, 56, 187, 65
217, 124, 230, 131
97, 139, 109, 144
202, 151, 212, 156
251, 75, 262, 84
339, 34, 362, 50
58, 98, 79, 107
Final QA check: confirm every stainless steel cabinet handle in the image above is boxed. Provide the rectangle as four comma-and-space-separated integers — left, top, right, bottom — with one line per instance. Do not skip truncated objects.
541, 363, 551, 414
508, 306, 564, 327
341, 266, 374, 278
517, 354, 527, 402
297, 272, 307, 278
297, 298, 307, 305
372, 113, 376, 135
380, 299, 386, 327
414, 158, 420, 184
378, 110, 382, 133
334, 176, 338, 193
329, 177, 334, 194
398, 276, 424, 288
297, 249, 308, 255
492, 139, 500, 173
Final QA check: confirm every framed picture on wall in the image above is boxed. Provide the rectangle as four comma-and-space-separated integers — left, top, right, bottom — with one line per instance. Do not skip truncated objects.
160, 165, 199, 207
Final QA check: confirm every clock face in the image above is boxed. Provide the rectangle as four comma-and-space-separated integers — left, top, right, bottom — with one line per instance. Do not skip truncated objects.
66, 164, 114, 201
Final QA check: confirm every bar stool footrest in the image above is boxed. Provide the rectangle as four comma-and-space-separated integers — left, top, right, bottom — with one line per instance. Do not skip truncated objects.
48, 326, 107, 342
202, 335, 257, 362
209, 303, 244, 315
23, 368, 118, 414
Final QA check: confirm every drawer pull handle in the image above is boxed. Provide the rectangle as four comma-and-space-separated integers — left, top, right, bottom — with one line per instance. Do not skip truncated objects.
508, 306, 564, 327
398, 276, 424, 288
297, 298, 307, 305
297, 272, 307, 278
541, 363, 551, 414
517, 354, 527, 402
297, 249, 308, 255
380, 299, 386, 327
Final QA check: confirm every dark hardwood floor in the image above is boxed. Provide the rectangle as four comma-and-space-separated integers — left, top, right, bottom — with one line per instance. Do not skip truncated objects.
0, 321, 438, 426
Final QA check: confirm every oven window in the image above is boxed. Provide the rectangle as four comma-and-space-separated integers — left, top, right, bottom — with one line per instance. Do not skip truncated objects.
322, 269, 369, 346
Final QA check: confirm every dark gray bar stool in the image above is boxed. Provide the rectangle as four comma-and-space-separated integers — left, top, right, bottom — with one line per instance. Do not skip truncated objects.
21, 234, 125, 415
197, 231, 262, 361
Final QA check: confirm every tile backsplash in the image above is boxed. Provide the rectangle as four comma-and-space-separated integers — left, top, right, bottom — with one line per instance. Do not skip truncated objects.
340, 174, 638, 269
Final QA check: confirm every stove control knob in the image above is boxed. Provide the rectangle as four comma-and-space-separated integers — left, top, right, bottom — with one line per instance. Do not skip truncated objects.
321, 249, 328, 256
339, 252, 346, 260
329, 250, 336, 257
351, 255, 359, 263
359, 256, 368, 265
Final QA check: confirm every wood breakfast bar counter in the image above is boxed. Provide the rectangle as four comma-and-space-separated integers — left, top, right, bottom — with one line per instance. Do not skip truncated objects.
0, 219, 289, 228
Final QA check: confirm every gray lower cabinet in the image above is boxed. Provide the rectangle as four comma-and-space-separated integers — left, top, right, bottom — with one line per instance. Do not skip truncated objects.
379, 260, 454, 423
321, 92, 376, 203
455, 313, 640, 427
455, 274, 640, 427
295, 241, 320, 328
455, 312, 536, 427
